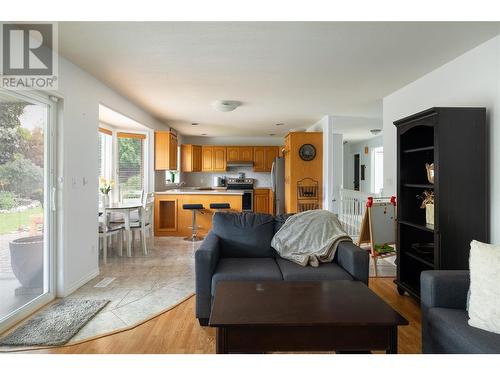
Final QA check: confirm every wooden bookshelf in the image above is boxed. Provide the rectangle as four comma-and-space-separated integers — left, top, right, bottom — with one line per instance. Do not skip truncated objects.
394, 107, 488, 298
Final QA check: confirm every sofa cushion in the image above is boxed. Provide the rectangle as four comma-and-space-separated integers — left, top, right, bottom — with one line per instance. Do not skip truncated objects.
212, 212, 275, 257
276, 257, 354, 282
427, 307, 500, 353
211, 258, 283, 296
274, 213, 294, 233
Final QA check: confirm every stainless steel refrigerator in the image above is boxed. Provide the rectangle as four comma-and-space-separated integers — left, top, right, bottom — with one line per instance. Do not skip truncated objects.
271, 157, 285, 215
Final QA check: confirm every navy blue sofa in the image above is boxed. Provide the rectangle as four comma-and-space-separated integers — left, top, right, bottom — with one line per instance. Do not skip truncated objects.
195, 212, 369, 325
421, 270, 500, 353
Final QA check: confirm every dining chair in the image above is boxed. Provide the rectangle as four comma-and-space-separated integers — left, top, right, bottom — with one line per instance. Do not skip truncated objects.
98, 208, 124, 264
110, 189, 144, 223
121, 189, 144, 204
129, 192, 154, 255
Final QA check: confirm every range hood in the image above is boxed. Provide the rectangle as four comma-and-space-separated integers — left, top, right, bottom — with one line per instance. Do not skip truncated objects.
226, 161, 254, 167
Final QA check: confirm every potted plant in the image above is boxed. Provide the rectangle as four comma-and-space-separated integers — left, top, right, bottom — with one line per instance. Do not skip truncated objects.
99, 177, 114, 207
9, 235, 44, 293
417, 190, 434, 226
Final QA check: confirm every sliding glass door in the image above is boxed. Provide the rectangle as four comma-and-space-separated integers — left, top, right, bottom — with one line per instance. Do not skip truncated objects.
0, 90, 55, 332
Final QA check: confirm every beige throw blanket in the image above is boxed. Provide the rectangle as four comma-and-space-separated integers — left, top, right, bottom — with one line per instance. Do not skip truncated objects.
271, 209, 352, 267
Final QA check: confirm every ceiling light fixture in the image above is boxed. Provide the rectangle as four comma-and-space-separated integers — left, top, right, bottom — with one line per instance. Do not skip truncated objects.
370, 128, 382, 135
212, 100, 241, 112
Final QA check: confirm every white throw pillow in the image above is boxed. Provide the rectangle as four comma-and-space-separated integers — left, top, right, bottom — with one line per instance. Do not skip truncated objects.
468, 240, 500, 334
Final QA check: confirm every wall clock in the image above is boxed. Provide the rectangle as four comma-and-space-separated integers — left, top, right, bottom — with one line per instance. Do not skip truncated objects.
298, 144, 316, 161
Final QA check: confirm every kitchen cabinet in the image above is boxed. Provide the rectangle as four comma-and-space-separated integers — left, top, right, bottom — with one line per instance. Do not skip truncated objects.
155, 131, 178, 170
253, 146, 279, 172
213, 146, 227, 171
154, 193, 243, 237
253, 147, 266, 172
240, 147, 253, 161
227, 146, 253, 162
254, 188, 271, 214
227, 147, 239, 162
154, 197, 178, 235
284, 132, 322, 214
265, 146, 279, 171
202, 146, 214, 171
202, 146, 227, 172
181, 144, 202, 172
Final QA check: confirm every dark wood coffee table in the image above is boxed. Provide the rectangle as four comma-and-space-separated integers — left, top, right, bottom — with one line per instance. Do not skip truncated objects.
209, 280, 408, 354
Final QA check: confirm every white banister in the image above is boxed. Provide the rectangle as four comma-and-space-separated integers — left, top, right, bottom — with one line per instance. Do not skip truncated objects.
338, 188, 379, 239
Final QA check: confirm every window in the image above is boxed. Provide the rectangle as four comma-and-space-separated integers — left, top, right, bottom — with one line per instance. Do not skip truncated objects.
117, 132, 145, 198
372, 146, 384, 194
98, 128, 112, 181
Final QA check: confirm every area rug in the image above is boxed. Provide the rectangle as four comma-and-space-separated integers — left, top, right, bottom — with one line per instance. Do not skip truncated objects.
0, 299, 109, 346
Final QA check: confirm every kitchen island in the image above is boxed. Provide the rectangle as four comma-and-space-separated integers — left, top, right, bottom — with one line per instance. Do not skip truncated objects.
154, 189, 244, 237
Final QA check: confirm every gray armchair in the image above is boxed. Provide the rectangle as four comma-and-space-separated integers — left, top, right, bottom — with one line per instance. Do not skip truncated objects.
421, 270, 500, 353
195, 212, 369, 325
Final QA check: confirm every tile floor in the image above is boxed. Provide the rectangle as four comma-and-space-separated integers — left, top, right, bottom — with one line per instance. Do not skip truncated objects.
66, 236, 200, 342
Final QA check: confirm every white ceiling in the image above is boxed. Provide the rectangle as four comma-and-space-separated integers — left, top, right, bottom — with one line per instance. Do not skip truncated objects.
59, 22, 500, 141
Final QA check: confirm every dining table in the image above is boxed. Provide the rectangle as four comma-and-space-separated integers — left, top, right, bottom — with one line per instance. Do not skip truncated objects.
99, 201, 142, 257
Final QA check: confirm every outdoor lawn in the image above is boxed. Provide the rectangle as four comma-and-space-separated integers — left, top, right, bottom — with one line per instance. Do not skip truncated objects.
0, 207, 43, 235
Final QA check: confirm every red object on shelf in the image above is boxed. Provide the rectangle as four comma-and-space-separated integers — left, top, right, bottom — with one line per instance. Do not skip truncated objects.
390, 196, 397, 206
366, 197, 374, 207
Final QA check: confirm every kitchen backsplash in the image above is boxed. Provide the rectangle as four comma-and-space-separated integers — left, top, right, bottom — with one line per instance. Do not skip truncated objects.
181, 166, 272, 188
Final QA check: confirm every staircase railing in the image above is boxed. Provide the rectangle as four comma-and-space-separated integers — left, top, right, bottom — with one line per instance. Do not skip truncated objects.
338, 189, 379, 239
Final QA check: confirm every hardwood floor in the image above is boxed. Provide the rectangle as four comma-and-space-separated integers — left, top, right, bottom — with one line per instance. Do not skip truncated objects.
20, 278, 422, 354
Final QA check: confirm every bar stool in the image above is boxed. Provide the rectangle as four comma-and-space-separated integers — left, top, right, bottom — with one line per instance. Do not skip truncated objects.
183, 203, 205, 241
209, 203, 231, 211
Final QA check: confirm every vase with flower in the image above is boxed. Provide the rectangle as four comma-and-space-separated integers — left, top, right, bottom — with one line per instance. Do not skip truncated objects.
99, 177, 115, 207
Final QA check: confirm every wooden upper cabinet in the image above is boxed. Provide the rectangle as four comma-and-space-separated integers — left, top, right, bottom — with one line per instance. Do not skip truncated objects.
212, 146, 227, 171
227, 147, 240, 162
202, 146, 214, 171
227, 146, 253, 162
192, 146, 202, 171
265, 146, 279, 171
253, 146, 279, 172
253, 147, 266, 172
155, 131, 177, 170
181, 144, 202, 172
240, 147, 253, 161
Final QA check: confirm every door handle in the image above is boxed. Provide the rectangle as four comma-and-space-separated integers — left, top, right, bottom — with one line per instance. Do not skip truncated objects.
51, 187, 57, 211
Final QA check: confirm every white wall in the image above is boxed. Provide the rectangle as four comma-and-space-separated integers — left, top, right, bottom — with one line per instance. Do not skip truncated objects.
307, 116, 343, 213
383, 35, 500, 242
55, 56, 168, 297
343, 135, 383, 193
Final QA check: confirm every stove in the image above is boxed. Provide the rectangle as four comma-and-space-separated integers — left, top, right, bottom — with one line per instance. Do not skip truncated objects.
226, 178, 254, 190
226, 178, 254, 211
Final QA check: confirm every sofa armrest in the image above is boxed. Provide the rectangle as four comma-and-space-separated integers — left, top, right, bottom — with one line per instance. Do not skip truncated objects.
335, 241, 369, 285
421, 270, 470, 310
195, 231, 221, 320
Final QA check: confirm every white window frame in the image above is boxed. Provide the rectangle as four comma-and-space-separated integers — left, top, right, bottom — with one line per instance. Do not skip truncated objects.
98, 126, 150, 202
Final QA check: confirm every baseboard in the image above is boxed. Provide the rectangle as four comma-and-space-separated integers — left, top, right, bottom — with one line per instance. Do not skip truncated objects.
59, 268, 100, 297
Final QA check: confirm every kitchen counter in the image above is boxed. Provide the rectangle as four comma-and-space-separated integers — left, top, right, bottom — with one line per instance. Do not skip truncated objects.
156, 188, 245, 195
154, 190, 244, 237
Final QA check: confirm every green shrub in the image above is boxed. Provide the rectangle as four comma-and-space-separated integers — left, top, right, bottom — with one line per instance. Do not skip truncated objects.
0, 191, 17, 210
0, 155, 43, 199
